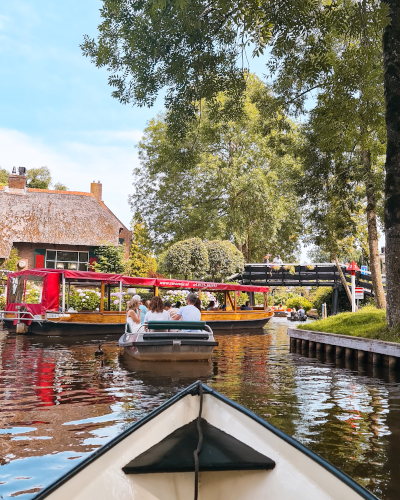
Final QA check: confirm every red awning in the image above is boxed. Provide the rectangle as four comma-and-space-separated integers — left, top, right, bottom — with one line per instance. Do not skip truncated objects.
7, 270, 269, 293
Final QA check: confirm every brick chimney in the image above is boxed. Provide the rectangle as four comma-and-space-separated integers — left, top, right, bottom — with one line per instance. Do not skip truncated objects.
8, 173, 26, 190
90, 181, 102, 201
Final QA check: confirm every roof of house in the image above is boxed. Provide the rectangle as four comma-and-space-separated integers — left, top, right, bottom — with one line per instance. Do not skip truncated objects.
0, 186, 129, 258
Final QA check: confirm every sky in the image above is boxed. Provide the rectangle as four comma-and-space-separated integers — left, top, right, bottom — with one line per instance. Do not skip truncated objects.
0, 0, 166, 228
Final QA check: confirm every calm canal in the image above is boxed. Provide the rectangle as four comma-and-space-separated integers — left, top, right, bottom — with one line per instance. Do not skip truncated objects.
1, 318, 400, 499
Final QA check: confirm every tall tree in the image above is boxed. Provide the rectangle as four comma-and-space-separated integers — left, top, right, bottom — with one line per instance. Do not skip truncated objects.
383, 0, 400, 327
0, 169, 8, 187
93, 242, 125, 274
132, 76, 301, 262
126, 216, 157, 277
26, 167, 52, 189
205, 240, 244, 281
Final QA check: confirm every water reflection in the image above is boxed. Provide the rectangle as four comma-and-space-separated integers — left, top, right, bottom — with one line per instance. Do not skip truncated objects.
0, 319, 399, 499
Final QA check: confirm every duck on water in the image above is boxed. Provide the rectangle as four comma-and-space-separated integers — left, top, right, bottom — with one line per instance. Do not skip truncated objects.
34, 381, 377, 500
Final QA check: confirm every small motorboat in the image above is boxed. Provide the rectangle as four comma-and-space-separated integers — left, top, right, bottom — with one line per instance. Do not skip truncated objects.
119, 321, 218, 361
34, 381, 377, 500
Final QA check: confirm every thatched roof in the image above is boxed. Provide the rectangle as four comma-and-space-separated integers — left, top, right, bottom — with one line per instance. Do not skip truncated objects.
0, 186, 129, 258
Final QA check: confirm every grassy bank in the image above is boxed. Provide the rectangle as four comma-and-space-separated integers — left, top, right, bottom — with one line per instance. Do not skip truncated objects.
297, 306, 400, 343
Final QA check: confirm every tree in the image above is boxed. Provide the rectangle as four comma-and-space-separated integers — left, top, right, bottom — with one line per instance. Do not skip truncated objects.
0, 169, 8, 187
383, 0, 400, 327
126, 216, 157, 277
53, 182, 68, 191
132, 76, 301, 262
27, 167, 51, 189
93, 241, 125, 274
205, 240, 245, 281
164, 238, 209, 279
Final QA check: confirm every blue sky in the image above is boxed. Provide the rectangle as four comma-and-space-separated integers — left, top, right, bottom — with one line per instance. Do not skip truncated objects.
0, 0, 166, 227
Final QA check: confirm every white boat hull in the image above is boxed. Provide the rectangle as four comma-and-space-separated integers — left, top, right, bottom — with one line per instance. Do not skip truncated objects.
124, 344, 215, 361
35, 383, 377, 500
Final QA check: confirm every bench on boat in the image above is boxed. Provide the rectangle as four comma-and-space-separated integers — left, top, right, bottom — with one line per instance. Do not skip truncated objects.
147, 321, 207, 330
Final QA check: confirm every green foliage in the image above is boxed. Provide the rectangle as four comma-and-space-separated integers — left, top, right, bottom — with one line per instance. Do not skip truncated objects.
0, 295, 5, 310
132, 76, 301, 262
53, 182, 68, 191
285, 296, 312, 312
205, 240, 244, 281
94, 241, 125, 274
126, 216, 156, 277
0, 248, 19, 272
0, 168, 8, 186
164, 238, 209, 280
81, 0, 271, 132
296, 306, 400, 342
162, 289, 218, 309
27, 167, 52, 189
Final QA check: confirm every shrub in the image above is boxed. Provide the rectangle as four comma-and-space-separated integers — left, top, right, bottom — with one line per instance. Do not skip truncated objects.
286, 296, 313, 312
164, 238, 209, 279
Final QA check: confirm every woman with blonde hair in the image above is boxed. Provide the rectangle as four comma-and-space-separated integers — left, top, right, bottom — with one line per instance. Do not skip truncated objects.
126, 297, 142, 333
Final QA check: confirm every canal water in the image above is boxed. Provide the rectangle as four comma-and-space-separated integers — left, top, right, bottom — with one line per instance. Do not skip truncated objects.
0, 318, 399, 499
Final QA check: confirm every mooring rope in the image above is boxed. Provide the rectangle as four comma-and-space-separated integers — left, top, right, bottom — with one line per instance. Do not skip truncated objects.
194, 381, 204, 500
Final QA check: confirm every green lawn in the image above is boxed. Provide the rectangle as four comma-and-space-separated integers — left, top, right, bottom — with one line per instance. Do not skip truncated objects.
297, 306, 400, 343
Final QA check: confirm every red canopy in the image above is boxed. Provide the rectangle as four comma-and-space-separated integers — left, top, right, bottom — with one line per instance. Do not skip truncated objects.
8, 269, 269, 293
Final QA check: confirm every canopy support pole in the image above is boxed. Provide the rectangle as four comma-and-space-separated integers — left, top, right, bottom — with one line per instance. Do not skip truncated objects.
100, 282, 105, 313
62, 274, 65, 313
234, 291, 237, 312
119, 282, 122, 312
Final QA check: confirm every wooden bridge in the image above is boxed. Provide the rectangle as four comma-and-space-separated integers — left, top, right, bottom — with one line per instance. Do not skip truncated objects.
233, 263, 384, 314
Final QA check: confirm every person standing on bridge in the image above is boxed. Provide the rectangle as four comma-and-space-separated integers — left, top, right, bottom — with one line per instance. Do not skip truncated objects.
273, 255, 283, 264
263, 254, 271, 264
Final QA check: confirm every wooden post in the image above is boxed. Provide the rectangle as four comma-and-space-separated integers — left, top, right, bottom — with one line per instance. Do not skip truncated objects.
61, 273, 65, 312
326, 344, 334, 356
388, 356, 398, 370
373, 353, 383, 366
309, 341, 316, 356
100, 282, 105, 313
335, 346, 344, 358
302, 339, 308, 353
296, 338, 302, 353
357, 350, 367, 364
234, 290, 237, 311
316, 342, 323, 353
345, 348, 353, 360
290, 338, 296, 352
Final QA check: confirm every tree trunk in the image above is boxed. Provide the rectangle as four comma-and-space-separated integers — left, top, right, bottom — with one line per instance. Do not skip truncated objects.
333, 253, 356, 309
362, 150, 386, 309
383, 0, 400, 328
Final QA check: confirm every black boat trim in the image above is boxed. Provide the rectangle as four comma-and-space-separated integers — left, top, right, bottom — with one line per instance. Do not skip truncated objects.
143, 333, 209, 339
123, 418, 275, 474
180, 341, 218, 346
33, 381, 378, 500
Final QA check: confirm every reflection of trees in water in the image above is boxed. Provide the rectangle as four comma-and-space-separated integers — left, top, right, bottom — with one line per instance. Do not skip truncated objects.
292, 360, 391, 497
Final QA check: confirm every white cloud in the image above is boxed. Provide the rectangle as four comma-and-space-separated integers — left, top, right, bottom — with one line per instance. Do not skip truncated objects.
0, 128, 139, 227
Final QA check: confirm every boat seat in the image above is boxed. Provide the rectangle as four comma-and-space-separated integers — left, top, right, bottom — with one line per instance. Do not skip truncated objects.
123, 418, 275, 473
147, 321, 206, 330
143, 333, 209, 340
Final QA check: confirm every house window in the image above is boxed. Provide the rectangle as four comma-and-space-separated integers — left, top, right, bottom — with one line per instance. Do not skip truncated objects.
45, 251, 89, 271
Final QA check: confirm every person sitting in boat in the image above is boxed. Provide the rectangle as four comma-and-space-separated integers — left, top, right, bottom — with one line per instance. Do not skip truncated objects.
172, 293, 201, 323
194, 297, 202, 311
240, 301, 253, 310
221, 304, 227, 311
206, 300, 217, 311
298, 307, 306, 319
174, 301, 182, 309
291, 307, 297, 319
144, 296, 171, 326
164, 301, 178, 319
133, 294, 147, 325
126, 298, 142, 333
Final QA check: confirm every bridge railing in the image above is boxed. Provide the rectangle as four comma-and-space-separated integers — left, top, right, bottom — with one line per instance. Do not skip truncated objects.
234, 262, 385, 295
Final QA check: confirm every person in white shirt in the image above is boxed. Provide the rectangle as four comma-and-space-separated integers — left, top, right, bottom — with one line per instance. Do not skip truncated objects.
273, 255, 283, 264
144, 296, 170, 324
164, 301, 178, 319
172, 293, 201, 326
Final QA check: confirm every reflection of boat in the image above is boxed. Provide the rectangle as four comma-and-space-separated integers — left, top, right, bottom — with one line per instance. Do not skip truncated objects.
119, 321, 217, 361
35, 381, 377, 500
3, 270, 272, 336
120, 354, 214, 380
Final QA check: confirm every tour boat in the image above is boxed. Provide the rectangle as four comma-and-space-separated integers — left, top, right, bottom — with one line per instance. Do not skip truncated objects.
33, 381, 377, 500
119, 320, 217, 361
273, 307, 288, 317
2, 269, 273, 335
